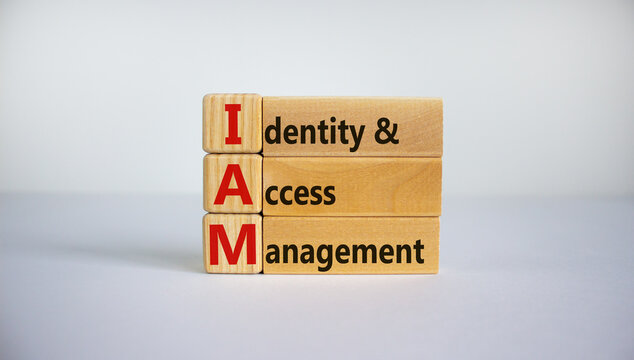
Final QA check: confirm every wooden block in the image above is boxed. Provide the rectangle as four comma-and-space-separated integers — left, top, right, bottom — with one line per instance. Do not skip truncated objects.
203, 214, 262, 273
262, 97, 442, 156
263, 157, 441, 216
263, 217, 439, 274
203, 154, 262, 213
203, 94, 262, 153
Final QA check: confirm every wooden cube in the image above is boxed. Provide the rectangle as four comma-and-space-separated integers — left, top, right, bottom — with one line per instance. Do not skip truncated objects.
203, 214, 262, 273
204, 154, 262, 213
263, 217, 439, 274
263, 157, 441, 216
203, 94, 262, 153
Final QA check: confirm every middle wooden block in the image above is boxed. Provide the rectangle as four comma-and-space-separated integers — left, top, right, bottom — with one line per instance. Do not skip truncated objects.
204, 154, 262, 213
263, 157, 442, 216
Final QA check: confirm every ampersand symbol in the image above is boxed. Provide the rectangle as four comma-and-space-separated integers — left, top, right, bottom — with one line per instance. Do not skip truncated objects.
374, 117, 399, 144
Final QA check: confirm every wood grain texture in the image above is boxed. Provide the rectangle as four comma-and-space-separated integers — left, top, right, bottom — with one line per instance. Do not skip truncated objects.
263, 217, 439, 274
263, 157, 441, 216
203, 94, 262, 153
203, 154, 262, 213
262, 96, 442, 156
203, 214, 262, 273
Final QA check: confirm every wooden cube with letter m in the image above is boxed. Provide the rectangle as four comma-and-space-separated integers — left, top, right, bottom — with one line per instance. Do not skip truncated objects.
203, 214, 262, 273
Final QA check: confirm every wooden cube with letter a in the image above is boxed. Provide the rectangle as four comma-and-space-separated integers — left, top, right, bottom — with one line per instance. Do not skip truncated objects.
204, 154, 262, 213
203, 214, 262, 273
203, 94, 262, 153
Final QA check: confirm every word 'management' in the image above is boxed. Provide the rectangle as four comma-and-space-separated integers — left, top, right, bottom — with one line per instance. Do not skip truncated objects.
263, 217, 439, 274
265, 240, 426, 272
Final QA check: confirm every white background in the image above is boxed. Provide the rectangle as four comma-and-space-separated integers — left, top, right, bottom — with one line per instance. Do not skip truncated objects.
1, 0, 632, 196
1, 1, 633, 360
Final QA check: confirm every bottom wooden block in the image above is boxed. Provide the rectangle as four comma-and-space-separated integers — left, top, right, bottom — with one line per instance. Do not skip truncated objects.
263, 217, 439, 274
203, 214, 262, 273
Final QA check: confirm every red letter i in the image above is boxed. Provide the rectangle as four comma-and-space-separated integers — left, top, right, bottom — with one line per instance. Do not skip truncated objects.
224, 104, 242, 144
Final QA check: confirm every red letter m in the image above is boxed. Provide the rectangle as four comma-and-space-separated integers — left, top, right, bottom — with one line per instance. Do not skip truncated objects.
209, 224, 256, 265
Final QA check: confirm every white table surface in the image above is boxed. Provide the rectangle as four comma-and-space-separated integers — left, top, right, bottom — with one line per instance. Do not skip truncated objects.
1, 194, 632, 359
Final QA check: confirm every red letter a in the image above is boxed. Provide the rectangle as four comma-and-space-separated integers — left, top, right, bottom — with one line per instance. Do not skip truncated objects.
214, 164, 253, 205
209, 224, 256, 265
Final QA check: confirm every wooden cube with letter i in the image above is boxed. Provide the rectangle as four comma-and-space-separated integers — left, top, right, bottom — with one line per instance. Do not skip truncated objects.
203, 94, 262, 153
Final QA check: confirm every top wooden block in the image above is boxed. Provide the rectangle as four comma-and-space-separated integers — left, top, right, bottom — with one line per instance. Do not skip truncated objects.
203, 94, 262, 153
263, 97, 442, 156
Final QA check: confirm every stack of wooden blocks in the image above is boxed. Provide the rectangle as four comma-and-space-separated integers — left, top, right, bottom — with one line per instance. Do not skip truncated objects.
203, 94, 442, 274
